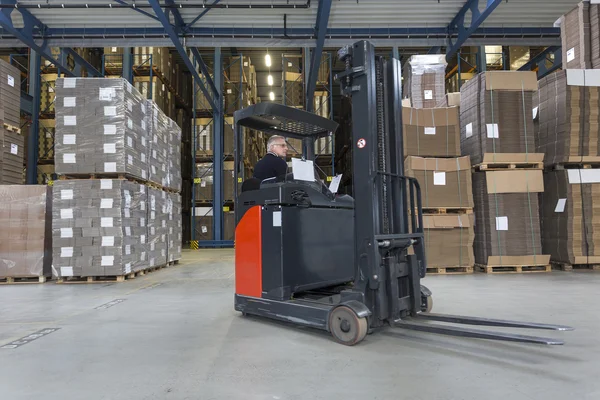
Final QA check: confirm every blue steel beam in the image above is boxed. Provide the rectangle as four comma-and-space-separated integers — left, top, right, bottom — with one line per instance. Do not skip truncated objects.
62, 48, 103, 77
114, 0, 162, 23
0, 1, 75, 76
148, 0, 218, 110
213, 47, 224, 243
428, 46, 442, 54
446, 0, 503, 62
185, 0, 221, 32
519, 46, 562, 79
306, 0, 332, 112
26, 50, 41, 184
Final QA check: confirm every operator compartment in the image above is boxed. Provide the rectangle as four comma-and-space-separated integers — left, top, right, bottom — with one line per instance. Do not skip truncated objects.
236, 174, 355, 301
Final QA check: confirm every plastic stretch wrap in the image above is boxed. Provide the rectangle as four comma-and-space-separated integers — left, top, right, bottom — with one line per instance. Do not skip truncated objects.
0, 186, 52, 278
403, 55, 447, 109
147, 186, 168, 267
51, 179, 148, 278
167, 192, 182, 262
167, 118, 182, 192
54, 78, 149, 179
147, 100, 169, 188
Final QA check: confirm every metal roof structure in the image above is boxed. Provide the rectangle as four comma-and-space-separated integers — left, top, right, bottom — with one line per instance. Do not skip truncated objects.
0, 0, 579, 48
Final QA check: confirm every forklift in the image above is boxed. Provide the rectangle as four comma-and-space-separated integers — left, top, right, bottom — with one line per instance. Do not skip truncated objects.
231, 40, 572, 346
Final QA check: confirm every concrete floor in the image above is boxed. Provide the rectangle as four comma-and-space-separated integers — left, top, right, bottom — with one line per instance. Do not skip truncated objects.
0, 250, 598, 400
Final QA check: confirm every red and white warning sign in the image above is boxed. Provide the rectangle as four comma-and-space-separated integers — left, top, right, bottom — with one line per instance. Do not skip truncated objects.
357, 138, 366, 148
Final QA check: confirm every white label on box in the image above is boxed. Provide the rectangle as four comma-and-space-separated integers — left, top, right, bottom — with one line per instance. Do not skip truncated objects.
127, 100, 133, 112
150, 258, 155, 266
101, 217, 114, 227
201, 181, 207, 187
100, 198, 113, 209
102, 236, 115, 247
567, 169, 600, 184
49, 86, 54, 93
141, 103, 146, 114
100, 179, 113, 190
104, 125, 117, 135
567, 48, 575, 63
128, 155, 133, 165
64, 97, 76, 107
150, 242, 155, 251
64, 78, 77, 88
127, 136, 133, 147
486, 123, 499, 139
169, 227, 173, 235
141, 120, 147, 131
202, 226, 208, 233
124, 208, 130, 218
64, 116, 77, 126
466, 123, 473, 138
433, 171, 446, 186
61, 247, 73, 258
99, 87, 115, 101
161, 249, 166, 257
104, 106, 117, 116
227, 89, 232, 94
150, 196, 156, 210
162, 220, 166, 228
124, 191, 131, 208
104, 162, 117, 173
104, 143, 116, 154
60, 208, 73, 219
101, 256, 114, 266
244, 61, 248, 67
142, 170, 147, 179
424, 90, 433, 100
141, 234, 146, 244
141, 218, 146, 227
61, 189, 74, 200
7, 74, 14, 87
152, 149, 157, 159
532, 107, 538, 119
63, 153, 76, 164
10, 144, 18, 155
125, 263, 131, 274
141, 137, 146, 147
141, 153, 146, 163
140, 201, 146, 211
125, 226, 131, 236
150, 211, 156, 220
125, 245, 131, 255
61, 228, 73, 238
63, 134, 76, 145
60, 267, 74, 277
127, 118, 133, 130
555, 198, 567, 212
424, 127, 436, 135
495, 216, 508, 231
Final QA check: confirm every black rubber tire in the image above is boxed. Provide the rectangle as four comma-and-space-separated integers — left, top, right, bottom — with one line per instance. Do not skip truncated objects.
421, 295, 433, 313
328, 305, 368, 346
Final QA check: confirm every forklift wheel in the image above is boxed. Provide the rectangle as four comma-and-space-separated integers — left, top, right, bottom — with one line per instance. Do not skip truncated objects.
421, 295, 433, 313
328, 306, 368, 346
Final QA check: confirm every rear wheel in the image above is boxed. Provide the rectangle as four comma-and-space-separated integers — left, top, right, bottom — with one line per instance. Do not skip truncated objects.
328, 306, 368, 346
421, 295, 433, 313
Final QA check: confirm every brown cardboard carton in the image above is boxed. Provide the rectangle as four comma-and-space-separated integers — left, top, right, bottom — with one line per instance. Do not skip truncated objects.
472, 170, 548, 266
404, 156, 473, 208
560, 1, 594, 69
402, 106, 460, 157
423, 213, 474, 268
403, 55, 447, 109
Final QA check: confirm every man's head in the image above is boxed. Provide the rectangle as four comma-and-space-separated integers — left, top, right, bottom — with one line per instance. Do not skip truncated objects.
267, 135, 288, 158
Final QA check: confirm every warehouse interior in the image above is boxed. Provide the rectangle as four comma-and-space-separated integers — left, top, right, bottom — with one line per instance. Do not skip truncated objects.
1, 1, 600, 399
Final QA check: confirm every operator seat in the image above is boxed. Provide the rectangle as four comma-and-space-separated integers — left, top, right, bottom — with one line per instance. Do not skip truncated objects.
241, 177, 261, 192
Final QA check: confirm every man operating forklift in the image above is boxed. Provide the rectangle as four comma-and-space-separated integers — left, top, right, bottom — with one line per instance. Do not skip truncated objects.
253, 135, 288, 181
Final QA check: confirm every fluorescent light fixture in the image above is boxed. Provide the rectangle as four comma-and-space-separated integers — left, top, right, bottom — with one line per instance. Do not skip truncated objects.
269, 91, 275, 101
265, 54, 271, 67
267, 74, 273, 86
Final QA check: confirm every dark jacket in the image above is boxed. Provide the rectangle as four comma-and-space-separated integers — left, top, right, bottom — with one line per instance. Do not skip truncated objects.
253, 153, 288, 181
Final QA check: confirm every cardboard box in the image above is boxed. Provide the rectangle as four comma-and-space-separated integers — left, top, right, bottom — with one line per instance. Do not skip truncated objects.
402, 106, 460, 157
436, 92, 461, 108
560, 1, 594, 69
460, 71, 538, 166
403, 55, 447, 109
540, 169, 600, 265
404, 156, 474, 208
423, 214, 474, 268
472, 170, 548, 266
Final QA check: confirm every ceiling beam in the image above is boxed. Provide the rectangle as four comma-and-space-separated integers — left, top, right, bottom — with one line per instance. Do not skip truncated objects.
185, 0, 221, 32
305, 0, 332, 112
446, 0, 503, 62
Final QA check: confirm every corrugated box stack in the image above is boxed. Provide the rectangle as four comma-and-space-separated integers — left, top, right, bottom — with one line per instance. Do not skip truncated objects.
537, 68, 600, 270
0, 186, 52, 282
167, 192, 182, 263
148, 100, 169, 188
559, 1, 600, 69
402, 95, 475, 273
0, 59, 25, 184
147, 187, 168, 268
403, 55, 447, 109
460, 71, 550, 273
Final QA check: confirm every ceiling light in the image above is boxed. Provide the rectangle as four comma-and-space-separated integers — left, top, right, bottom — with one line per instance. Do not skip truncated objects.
265, 54, 271, 67
269, 91, 275, 101
267, 74, 273, 86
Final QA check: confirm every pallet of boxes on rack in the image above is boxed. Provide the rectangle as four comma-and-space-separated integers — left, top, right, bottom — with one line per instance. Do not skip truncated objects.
537, 68, 600, 271
459, 70, 550, 274
402, 93, 475, 275
0, 59, 25, 185
51, 77, 182, 283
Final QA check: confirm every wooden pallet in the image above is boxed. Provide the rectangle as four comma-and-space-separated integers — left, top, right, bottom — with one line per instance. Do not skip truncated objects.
58, 173, 147, 185
551, 262, 600, 272
426, 266, 473, 275
0, 276, 48, 284
3, 123, 21, 134
55, 264, 170, 284
422, 207, 473, 215
551, 163, 600, 170
473, 161, 543, 171
475, 264, 551, 274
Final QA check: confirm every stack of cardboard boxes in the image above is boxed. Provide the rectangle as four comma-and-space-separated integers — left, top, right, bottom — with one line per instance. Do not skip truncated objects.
0, 59, 25, 185
402, 60, 475, 274
459, 71, 550, 272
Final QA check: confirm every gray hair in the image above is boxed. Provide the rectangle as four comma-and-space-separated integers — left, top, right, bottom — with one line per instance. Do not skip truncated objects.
267, 135, 286, 151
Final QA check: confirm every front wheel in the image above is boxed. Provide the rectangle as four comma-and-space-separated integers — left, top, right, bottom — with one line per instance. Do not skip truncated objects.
421, 295, 433, 313
328, 306, 368, 346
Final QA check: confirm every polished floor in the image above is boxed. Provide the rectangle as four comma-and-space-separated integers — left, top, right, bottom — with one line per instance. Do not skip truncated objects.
0, 250, 598, 400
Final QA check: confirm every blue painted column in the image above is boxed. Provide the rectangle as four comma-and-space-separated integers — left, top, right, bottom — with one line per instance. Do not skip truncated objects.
26, 50, 41, 184
122, 47, 133, 83
213, 47, 224, 242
